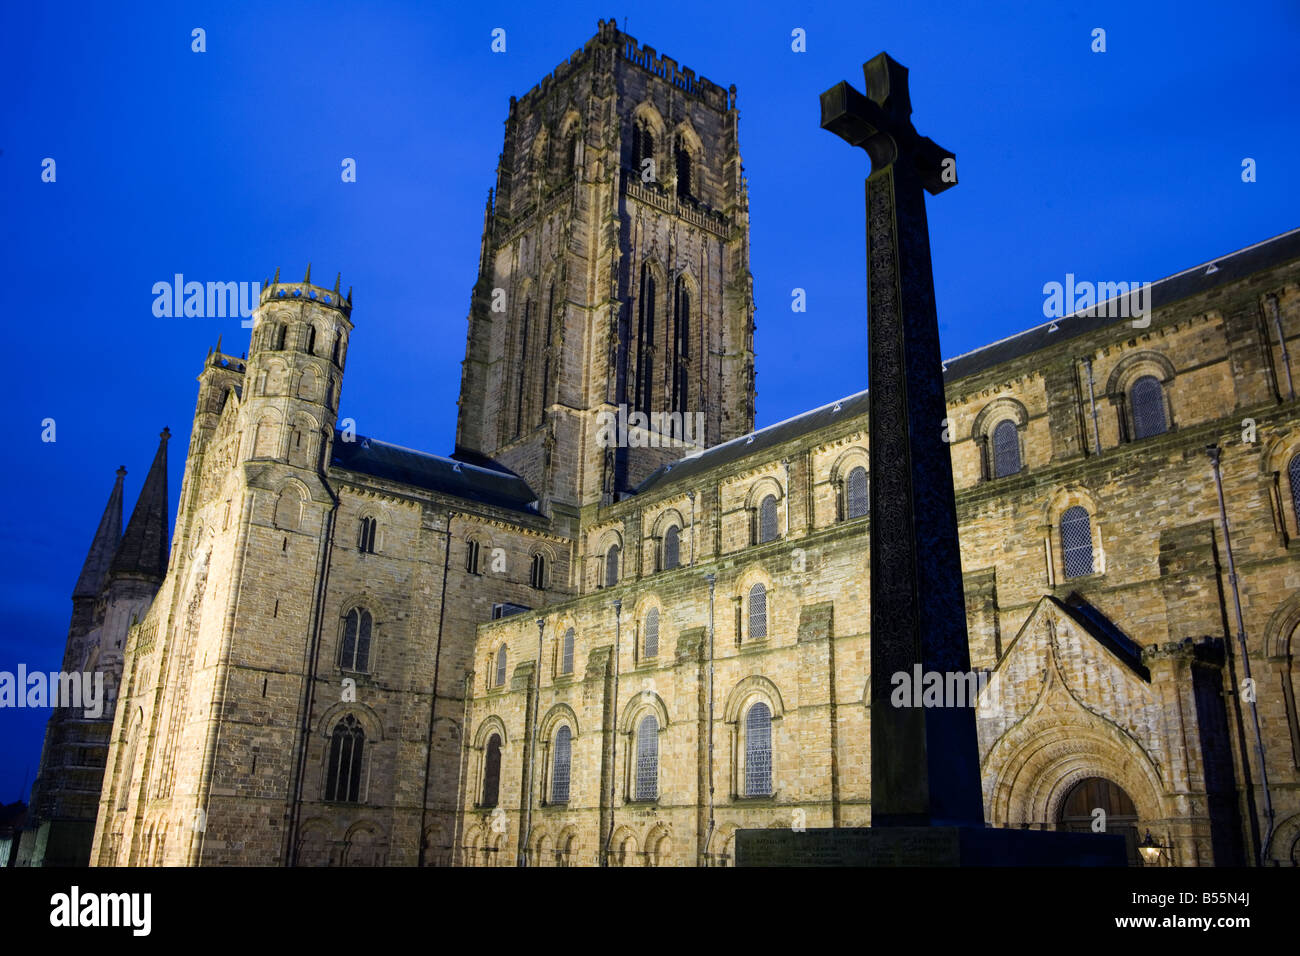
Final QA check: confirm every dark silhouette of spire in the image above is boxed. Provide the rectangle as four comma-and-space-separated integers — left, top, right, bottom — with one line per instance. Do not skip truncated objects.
72, 467, 126, 599
109, 428, 171, 581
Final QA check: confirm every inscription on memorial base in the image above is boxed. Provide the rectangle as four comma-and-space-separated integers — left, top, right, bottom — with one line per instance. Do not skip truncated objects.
735, 827, 1127, 867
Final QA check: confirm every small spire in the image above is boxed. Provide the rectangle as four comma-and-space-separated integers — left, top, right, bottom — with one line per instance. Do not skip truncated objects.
333, 272, 341, 293
215, 334, 222, 355
273, 266, 280, 284
347, 286, 353, 305
110, 429, 171, 583
72, 467, 127, 599
304, 263, 312, 284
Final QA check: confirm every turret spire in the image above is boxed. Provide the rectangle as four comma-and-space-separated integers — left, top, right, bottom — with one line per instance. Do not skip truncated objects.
72, 467, 126, 599
109, 428, 171, 582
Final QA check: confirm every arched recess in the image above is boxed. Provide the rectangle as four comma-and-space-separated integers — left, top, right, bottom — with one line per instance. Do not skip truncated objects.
645, 823, 672, 866
342, 820, 385, 866
828, 446, 870, 522
619, 689, 670, 735
472, 715, 508, 751
609, 825, 638, 866
1042, 485, 1106, 583
734, 567, 775, 645
631, 258, 668, 414
252, 409, 282, 459
296, 819, 332, 866
539, 702, 580, 743
708, 823, 738, 867
287, 412, 318, 468
1262, 430, 1300, 539
273, 478, 309, 531
982, 718, 1169, 835
557, 108, 582, 177
555, 825, 580, 867
722, 674, 787, 722
297, 363, 323, 401
1104, 350, 1178, 441
630, 101, 666, 162
315, 700, 385, 743
1266, 811, 1300, 865
970, 396, 1030, 439
1263, 592, 1300, 769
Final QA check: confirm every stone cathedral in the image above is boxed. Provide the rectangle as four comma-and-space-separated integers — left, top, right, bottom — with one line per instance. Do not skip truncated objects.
38, 20, 1300, 866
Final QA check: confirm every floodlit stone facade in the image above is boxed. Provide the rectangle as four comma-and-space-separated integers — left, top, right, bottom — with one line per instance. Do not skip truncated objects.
79, 21, 1300, 867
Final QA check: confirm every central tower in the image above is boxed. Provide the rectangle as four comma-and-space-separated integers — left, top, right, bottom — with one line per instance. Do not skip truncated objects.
455, 19, 755, 515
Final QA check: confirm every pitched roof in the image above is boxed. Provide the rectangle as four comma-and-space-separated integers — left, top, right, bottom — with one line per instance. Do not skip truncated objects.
331, 432, 539, 514
941, 226, 1300, 381
637, 227, 1300, 495
109, 429, 171, 581
72, 467, 125, 598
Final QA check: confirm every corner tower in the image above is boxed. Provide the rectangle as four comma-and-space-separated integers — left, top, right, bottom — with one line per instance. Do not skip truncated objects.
455, 18, 755, 513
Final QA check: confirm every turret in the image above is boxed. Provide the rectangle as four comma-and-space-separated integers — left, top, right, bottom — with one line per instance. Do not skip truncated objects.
241, 265, 353, 473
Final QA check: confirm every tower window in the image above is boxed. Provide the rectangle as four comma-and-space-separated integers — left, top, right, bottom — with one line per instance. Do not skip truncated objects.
631, 122, 655, 174
634, 715, 658, 801
358, 516, 377, 553
1289, 453, 1300, 527
845, 466, 868, 520
325, 715, 364, 803
530, 553, 547, 589
757, 495, 779, 544
340, 607, 373, 672
674, 137, 693, 201
644, 608, 659, 659
466, 539, 481, 574
551, 725, 572, 804
992, 419, 1022, 477
748, 583, 768, 640
305, 325, 317, 355
560, 627, 575, 676
662, 525, 680, 570
481, 733, 502, 807
1061, 506, 1094, 578
495, 645, 507, 688
604, 543, 620, 588
745, 702, 773, 797
1130, 376, 1168, 439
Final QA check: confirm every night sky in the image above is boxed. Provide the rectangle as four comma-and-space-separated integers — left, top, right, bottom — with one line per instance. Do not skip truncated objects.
2, 0, 1296, 800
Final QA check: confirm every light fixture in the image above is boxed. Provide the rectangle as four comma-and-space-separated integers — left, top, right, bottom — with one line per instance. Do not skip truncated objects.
1138, 829, 1169, 866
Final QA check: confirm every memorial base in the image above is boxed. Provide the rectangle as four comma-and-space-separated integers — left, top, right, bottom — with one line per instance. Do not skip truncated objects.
734, 826, 1127, 867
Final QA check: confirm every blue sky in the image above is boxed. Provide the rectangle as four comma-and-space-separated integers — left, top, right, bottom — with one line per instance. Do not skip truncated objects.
1, 0, 1296, 799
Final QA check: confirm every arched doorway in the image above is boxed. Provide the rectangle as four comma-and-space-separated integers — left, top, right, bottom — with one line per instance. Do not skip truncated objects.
1056, 777, 1142, 865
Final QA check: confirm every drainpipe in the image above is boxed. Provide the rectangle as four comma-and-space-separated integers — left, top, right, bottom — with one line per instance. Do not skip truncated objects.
1207, 444, 1275, 865
283, 461, 341, 867
1082, 357, 1102, 455
519, 616, 545, 866
417, 511, 454, 867
688, 491, 697, 566
703, 573, 717, 865
602, 599, 622, 866
782, 459, 791, 538
1265, 294, 1294, 401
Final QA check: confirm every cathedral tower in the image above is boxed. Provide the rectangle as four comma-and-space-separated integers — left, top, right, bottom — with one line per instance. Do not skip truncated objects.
92, 269, 354, 865
29, 429, 170, 867
455, 18, 755, 514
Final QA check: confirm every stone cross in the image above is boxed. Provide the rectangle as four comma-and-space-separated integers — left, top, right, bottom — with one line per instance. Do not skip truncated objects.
821, 54, 984, 828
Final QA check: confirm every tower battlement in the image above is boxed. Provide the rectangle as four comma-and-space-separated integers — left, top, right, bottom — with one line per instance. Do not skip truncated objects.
257, 266, 353, 318
509, 19, 734, 115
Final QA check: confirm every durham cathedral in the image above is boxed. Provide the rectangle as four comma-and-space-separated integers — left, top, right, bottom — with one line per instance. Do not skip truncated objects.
25, 19, 1300, 867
